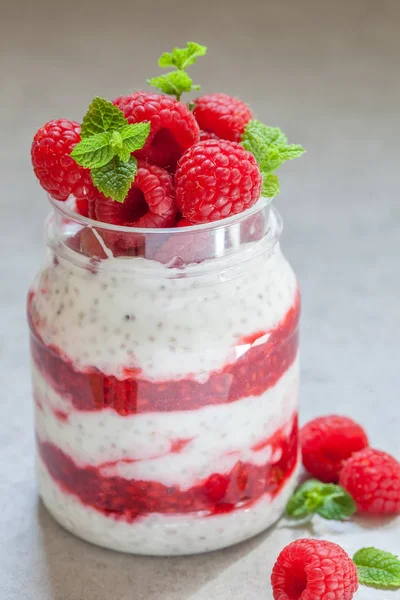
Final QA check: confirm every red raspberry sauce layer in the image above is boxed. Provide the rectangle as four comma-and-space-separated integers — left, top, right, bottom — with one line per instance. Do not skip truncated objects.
30, 294, 299, 415
38, 415, 298, 521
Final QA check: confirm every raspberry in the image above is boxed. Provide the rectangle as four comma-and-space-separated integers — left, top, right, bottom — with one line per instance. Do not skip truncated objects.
193, 93, 252, 142
31, 119, 94, 201
175, 139, 262, 223
339, 448, 400, 514
199, 130, 219, 142
271, 539, 358, 600
93, 162, 177, 228
113, 92, 199, 169
300, 415, 369, 483
75, 198, 89, 217
90, 163, 177, 255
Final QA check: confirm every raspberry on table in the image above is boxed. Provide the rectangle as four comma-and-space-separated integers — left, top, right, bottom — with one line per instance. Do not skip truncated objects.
175, 139, 262, 223
271, 538, 358, 600
31, 119, 94, 201
193, 93, 252, 142
339, 448, 400, 514
113, 92, 199, 169
300, 415, 369, 483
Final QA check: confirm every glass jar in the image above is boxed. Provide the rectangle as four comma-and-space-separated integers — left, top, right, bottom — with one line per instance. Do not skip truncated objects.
28, 196, 300, 556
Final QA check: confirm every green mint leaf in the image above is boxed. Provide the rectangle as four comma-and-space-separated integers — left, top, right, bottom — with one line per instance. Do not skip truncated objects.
70, 132, 114, 169
158, 42, 207, 70
353, 548, 400, 589
241, 119, 305, 199
147, 70, 198, 100
91, 156, 137, 203
118, 122, 151, 153
80, 97, 126, 138
110, 130, 124, 152
242, 120, 288, 150
315, 487, 356, 520
262, 173, 280, 198
286, 480, 356, 521
273, 143, 305, 162
115, 147, 132, 163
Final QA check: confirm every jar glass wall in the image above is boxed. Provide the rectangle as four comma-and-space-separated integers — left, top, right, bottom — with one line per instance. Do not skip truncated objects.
28, 196, 300, 555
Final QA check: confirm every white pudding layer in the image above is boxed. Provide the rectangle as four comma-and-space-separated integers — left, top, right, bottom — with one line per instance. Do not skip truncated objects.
30, 241, 298, 381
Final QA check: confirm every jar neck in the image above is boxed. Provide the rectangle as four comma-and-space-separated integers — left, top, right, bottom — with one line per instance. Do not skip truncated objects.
45, 196, 282, 280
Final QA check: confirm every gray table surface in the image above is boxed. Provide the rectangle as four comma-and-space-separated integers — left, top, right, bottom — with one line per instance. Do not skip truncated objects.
1, 0, 400, 598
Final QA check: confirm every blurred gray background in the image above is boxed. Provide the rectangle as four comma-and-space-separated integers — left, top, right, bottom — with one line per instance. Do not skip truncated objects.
1, 0, 399, 598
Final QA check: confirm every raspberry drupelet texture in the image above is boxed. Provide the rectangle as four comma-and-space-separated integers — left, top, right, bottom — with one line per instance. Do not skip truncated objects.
93, 162, 177, 228
113, 92, 199, 169
339, 448, 400, 514
300, 415, 369, 483
271, 538, 358, 600
31, 120, 94, 201
175, 139, 262, 223
193, 93, 252, 142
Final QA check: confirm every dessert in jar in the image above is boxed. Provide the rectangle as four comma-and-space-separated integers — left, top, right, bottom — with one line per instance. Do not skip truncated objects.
28, 42, 305, 555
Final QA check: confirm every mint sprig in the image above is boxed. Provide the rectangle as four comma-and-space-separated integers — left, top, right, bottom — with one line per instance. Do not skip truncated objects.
286, 479, 356, 521
71, 97, 150, 202
147, 41, 207, 101
91, 156, 138, 203
353, 548, 400, 589
158, 42, 207, 70
241, 119, 305, 198
80, 97, 126, 138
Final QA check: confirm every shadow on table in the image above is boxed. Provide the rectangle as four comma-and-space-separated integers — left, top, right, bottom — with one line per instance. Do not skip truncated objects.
37, 500, 268, 600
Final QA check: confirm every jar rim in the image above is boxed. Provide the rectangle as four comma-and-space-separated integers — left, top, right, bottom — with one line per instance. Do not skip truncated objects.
49, 194, 273, 235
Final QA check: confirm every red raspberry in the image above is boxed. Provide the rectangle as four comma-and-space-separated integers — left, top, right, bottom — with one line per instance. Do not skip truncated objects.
339, 448, 400, 514
93, 162, 177, 228
193, 93, 252, 142
175, 139, 262, 223
271, 539, 358, 600
300, 415, 369, 483
199, 130, 219, 142
91, 163, 177, 256
31, 119, 93, 201
113, 92, 199, 169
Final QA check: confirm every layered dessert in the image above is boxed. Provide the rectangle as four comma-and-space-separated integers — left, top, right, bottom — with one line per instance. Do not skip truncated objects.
29, 42, 304, 554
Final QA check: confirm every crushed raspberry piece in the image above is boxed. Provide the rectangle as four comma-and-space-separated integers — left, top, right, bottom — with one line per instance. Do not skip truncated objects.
175, 139, 262, 223
193, 93, 252, 142
271, 538, 358, 600
31, 119, 94, 201
113, 92, 199, 169
300, 415, 369, 483
339, 448, 400, 514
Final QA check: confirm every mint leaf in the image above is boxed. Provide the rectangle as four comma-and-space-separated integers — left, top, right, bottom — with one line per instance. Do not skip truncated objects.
286, 479, 356, 521
148, 70, 199, 101
274, 144, 305, 162
243, 120, 288, 149
158, 42, 207, 70
91, 156, 137, 203
118, 122, 151, 153
353, 548, 400, 589
80, 97, 126, 138
262, 174, 280, 198
241, 119, 305, 199
71, 132, 114, 169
